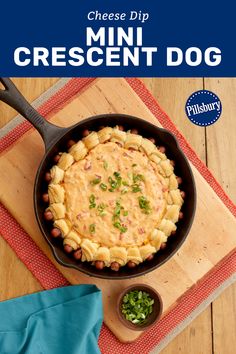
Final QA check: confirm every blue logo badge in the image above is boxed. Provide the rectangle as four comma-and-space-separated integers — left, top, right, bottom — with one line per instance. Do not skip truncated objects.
185, 90, 222, 126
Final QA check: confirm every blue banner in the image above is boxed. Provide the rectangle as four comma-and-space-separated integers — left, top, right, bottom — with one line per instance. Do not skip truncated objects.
0, 0, 235, 77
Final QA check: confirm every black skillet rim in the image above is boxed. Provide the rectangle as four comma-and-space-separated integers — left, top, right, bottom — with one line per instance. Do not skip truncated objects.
34, 114, 197, 280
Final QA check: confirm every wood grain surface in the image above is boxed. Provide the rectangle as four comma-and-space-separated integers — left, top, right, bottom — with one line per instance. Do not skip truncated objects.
0, 78, 235, 353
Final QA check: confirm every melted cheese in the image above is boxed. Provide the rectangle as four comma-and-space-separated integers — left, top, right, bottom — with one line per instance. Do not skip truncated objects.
63, 142, 166, 247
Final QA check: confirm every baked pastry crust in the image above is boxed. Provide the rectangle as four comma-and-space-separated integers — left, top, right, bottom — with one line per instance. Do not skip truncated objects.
47, 127, 184, 269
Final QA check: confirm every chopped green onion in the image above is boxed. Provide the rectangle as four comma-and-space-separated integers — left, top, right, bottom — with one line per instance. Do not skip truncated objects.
108, 176, 116, 190
121, 290, 154, 325
113, 171, 120, 178
113, 221, 127, 233
132, 163, 137, 167
90, 177, 101, 185
122, 180, 129, 186
103, 161, 108, 170
89, 194, 95, 203
89, 223, 96, 233
89, 194, 96, 209
133, 173, 145, 183
132, 184, 142, 193
138, 196, 152, 214
100, 183, 107, 191
114, 201, 122, 217
114, 172, 122, 188
112, 200, 128, 231
132, 319, 139, 324
123, 210, 128, 216
97, 203, 107, 216
108, 172, 122, 192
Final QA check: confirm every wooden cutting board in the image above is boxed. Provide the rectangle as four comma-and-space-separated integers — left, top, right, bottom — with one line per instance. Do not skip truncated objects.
0, 78, 236, 343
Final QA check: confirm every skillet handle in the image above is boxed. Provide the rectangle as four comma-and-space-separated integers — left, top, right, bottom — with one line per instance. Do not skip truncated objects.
0, 78, 68, 151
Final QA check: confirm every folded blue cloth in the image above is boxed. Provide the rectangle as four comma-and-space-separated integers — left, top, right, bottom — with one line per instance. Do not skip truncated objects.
0, 285, 103, 354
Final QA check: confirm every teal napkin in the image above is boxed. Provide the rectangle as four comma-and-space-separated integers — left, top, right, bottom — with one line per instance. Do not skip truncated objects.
0, 285, 103, 354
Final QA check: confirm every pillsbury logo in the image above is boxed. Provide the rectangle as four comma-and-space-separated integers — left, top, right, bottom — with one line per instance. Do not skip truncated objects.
185, 90, 222, 126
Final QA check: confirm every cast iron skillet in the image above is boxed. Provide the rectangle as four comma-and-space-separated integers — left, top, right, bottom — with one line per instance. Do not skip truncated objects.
0, 78, 196, 279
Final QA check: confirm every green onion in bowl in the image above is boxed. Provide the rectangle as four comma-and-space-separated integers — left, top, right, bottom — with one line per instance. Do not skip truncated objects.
121, 290, 154, 324
117, 284, 163, 330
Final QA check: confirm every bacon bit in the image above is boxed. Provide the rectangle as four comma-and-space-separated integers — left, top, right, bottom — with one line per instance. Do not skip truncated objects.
83, 225, 87, 231
95, 174, 102, 178
108, 199, 115, 207
77, 211, 89, 220
127, 218, 132, 225
138, 227, 145, 234
162, 186, 168, 192
84, 160, 91, 170
119, 233, 125, 240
